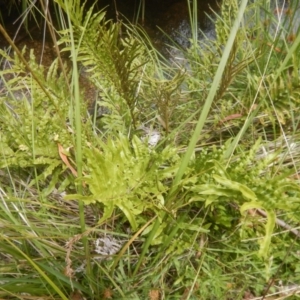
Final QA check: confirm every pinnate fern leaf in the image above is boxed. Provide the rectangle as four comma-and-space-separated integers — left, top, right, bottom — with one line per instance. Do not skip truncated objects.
65, 134, 180, 230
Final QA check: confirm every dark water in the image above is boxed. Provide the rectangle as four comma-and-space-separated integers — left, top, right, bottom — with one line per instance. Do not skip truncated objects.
1, 0, 299, 58
101, 0, 220, 50
0, 0, 219, 51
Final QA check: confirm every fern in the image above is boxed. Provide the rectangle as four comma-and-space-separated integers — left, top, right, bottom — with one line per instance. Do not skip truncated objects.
65, 134, 180, 230
58, 5, 151, 131
0, 46, 93, 191
184, 140, 300, 258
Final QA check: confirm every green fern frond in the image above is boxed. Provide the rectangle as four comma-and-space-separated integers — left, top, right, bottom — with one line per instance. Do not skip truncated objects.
65, 134, 180, 230
0, 45, 92, 193
58, 7, 150, 130
185, 140, 300, 257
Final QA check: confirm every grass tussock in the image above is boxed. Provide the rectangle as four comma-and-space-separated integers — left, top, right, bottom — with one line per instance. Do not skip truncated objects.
0, 0, 300, 299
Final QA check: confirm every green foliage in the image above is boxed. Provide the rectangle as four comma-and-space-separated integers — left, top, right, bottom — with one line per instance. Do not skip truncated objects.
1, 0, 300, 298
215, 0, 239, 45
56, 2, 191, 138
0, 42, 99, 194
184, 140, 300, 257
58, 4, 151, 131
66, 134, 180, 230
0, 50, 67, 169
185, 0, 300, 140
249, 68, 300, 124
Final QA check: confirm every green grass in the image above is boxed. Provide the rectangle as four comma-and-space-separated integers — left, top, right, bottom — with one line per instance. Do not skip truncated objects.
0, 0, 300, 299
